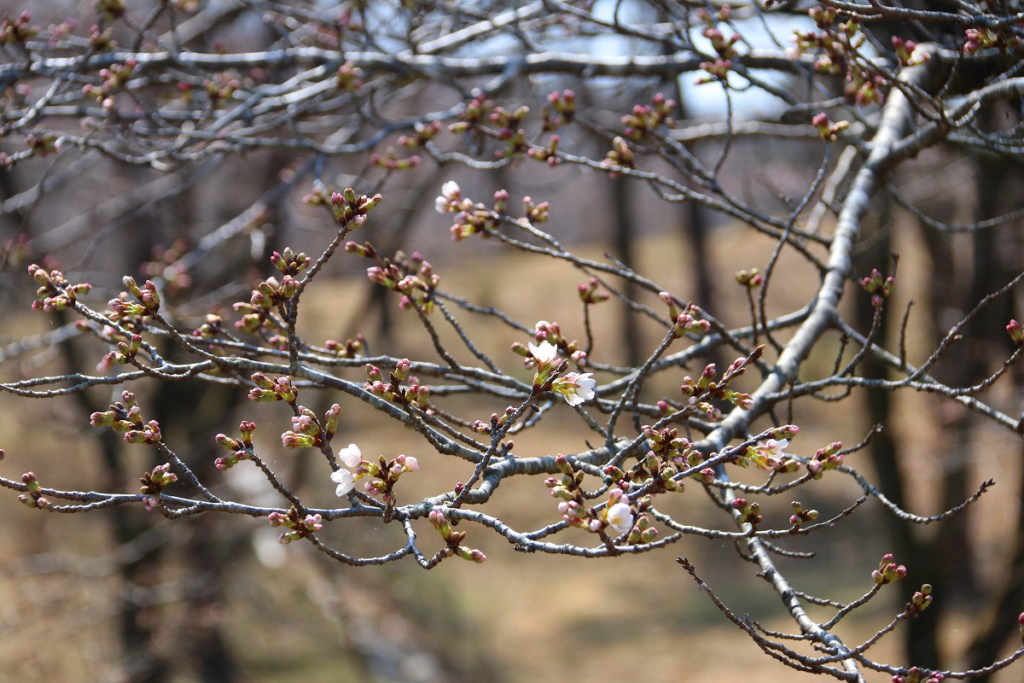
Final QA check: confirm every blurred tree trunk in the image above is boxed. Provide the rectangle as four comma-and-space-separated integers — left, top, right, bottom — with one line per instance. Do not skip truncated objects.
610, 175, 642, 366
857, 195, 944, 668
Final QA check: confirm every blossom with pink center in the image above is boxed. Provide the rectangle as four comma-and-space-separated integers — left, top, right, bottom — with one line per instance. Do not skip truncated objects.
606, 502, 634, 535
761, 438, 788, 458
554, 372, 596, 406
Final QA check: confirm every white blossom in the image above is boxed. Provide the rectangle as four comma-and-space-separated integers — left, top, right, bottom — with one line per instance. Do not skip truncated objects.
331, 468, 355, 497
762, 438, 788, 458
435, 181, 461, 213
337, 443, 363, 468
528, 340, 558, 364
606, 502, 634, 535
556, 372, 596, 406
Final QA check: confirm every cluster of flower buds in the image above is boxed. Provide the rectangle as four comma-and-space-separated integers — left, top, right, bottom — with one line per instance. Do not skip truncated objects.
897, 669, 946, 683
428, 509, 486, 563
698, 28, 740, 84
1006, 319, 1024, 345
324, 334, 365, 358
547, 454, 586, 503
906, 584, 933, 618
526, 134, 560, 167
18, 471, 46, 509
192, 314, 224, 341
808, 441, 844, 479
612, 443, 689, 495
861, 268, 896, 308
746, 437, 799, 472
248, 373, 298, 403
793, 10, 888, 108
1, 11, 36, 45
735, 269, 763, 289
90, 391, 162, 444
114, 276, 161, 318
82, 59, 136, 108
679, 352, 762, 421
658, 294, 710, 339
329, 187, 383, 229
627, 511, 659, 544
104, 333, 142, 366
335, 61, 363, 91
845, 71, 886, 107
472, 406, 516, 435
363, 361, 431, 409
486, 104, 531, 159
86, 23, 115, 50
370, 147, 421, 171
577, 278, 609, 305
233, 298, 284, 337
891, 36, 927, 66
251, 274, 299, 311
518, 196, 549, 225
270, 247, 311, 277
397, 120, 442, 148
365, 251, 440, 314
697, 59, 733, 84
542, 89, 576, 131
811, 112, 849, 141
347, 451, 419, 505
450, 93, 493, 134
962, 27, 1020, 55
549, 456, 643, 538
789, 501, 819, 528
638, 426, 706, 475
601, 137, 634, 177
203, 74, 239, 105
268, 506, 324, 544
281, 404, 342, 450
27, 264, 92, 313
621, 93, 676, 140
139, 463, 177, 511
731, 498, 763, 527
214, 421, 256, 470
873, 553, 908, 585
892, 668, 945, 683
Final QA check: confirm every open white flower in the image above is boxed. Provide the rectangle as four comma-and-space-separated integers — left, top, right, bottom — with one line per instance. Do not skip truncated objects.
331, 468, 355, 497
762, 438, 788, 458
528, 340, 558, 364
606, 502, 634, 535
554, 372, 596, 406
337, 443, 363, 468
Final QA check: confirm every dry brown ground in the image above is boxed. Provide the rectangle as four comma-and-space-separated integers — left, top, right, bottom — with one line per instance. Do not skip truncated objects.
0, 222, 1020, 682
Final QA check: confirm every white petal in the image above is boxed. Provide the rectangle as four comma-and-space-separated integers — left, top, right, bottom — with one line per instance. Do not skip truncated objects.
563, 392, 584, 407
435, 196, 448, 214
528, 340, 558, 363
338, 443, 362, 468
441, 180, 460, 199
332, 469, 354, 497
607, 502, 634, 535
